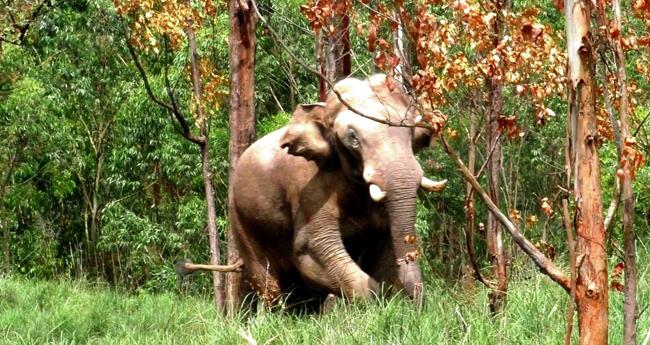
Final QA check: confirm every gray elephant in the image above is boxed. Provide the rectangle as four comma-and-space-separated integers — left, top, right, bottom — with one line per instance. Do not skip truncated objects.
231, 74, 446, 308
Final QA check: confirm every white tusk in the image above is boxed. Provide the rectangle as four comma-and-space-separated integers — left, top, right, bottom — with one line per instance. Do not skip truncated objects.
369, 184, 386, 202
420, 177, 448, 192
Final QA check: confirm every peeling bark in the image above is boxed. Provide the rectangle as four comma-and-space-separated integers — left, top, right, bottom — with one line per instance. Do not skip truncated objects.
565, 0, 609, 342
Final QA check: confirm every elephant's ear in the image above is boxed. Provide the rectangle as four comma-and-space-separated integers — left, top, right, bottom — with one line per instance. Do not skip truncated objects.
279, 103, 332, 164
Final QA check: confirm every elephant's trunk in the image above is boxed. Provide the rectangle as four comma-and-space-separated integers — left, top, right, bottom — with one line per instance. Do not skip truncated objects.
384, 161, 423, 303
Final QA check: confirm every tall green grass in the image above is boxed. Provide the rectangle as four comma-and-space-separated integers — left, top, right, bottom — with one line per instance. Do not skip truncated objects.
1, 264, 648, 344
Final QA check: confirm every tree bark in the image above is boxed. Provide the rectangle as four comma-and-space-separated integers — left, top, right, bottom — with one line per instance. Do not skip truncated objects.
1, 149, 18, 274
1, 206, 9, 274
227, 0, 257, 315
464, 109, 493, 288
326, 0, 351, 83
393, 10, 408, 84
485, 0, 508, 314
611, 0, 637, 341
565, 0, 609, 342
188, 20, 224, 311
316, 29, 327, 102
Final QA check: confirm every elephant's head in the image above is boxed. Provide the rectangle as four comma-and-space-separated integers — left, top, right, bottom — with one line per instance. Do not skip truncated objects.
279, 75, 446, 301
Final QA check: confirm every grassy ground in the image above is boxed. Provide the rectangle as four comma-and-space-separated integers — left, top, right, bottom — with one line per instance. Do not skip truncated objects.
1, 264, 648, 345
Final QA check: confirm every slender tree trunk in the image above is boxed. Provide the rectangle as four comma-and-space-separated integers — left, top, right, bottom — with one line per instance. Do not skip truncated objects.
464, 108, 492, 287
337, 4, 351, 78
90, 151, 105, 276
1, 206, 9, 274
565, 0, 609, 342
187, 20, 224, 311
611, 0, 637, 341
0, 150, 16, 274
326, 0, 351, 83
315, 29, 327, 101
485, 1, 508, 313
485, 77, 507, 313
392, 8, 410, 85
200, 141, 223, 310
227, 0, 257, 315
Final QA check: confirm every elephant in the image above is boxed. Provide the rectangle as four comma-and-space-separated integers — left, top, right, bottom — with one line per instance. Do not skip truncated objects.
230, 74, 446, 308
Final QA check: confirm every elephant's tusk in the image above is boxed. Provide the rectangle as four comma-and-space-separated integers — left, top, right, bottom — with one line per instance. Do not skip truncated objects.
369, 184, 386, 202
420, 177, 447, 192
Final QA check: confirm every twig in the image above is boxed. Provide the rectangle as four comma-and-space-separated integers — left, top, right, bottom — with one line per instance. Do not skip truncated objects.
634, 111, 650, 137
476, 132, 502, 179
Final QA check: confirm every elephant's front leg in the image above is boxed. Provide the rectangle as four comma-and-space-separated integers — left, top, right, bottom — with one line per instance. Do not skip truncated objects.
293, 217, 378, 299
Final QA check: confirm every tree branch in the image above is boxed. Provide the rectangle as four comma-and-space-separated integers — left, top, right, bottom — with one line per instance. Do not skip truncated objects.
439, 134, 571, 292
119, 18, 204, 145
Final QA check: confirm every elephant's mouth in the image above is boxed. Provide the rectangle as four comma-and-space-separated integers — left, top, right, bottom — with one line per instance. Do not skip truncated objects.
361, 164, 447, 202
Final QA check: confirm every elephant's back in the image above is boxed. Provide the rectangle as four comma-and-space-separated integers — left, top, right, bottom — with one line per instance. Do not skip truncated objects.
230, 127, 317, 235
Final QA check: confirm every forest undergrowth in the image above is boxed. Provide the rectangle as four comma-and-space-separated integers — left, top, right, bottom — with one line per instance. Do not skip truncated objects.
1, 247, 648, 345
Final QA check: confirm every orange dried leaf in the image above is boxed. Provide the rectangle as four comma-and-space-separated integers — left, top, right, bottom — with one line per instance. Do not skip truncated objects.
613, 262, 625, 277
611, 280, 625, 292
368, 24, 377, 52
509, 208, 522, 224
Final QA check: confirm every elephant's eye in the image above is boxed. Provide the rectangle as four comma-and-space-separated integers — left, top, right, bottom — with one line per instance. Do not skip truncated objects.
347, 128, 360, 148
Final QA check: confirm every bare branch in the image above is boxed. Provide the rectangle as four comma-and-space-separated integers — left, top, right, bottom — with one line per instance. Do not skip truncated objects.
119, 18, 204, 145
439, 134, 571, 292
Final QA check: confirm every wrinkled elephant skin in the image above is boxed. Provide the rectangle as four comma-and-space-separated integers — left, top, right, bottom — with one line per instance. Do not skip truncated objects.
230, 75, 445, 308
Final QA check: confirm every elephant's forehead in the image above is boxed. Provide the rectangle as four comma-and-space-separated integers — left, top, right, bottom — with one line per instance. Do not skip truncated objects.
335, 101, 409, 128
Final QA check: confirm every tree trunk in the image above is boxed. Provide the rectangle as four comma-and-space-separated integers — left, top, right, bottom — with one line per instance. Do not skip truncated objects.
0, 150, 16, 274
326, 0, 351, 83
315, 29, 327, 101
612, 0, 637, 341
200, 141, 223, 311
485, 77, 507, 313
485, 1, 508, 313
1, 206, 9, 274
393, 9, 410, 85
464, 106, 492, 287
90, 151, 104, 276
227, 0, 257, 315
188, 20, 224, 311
565, 0, 609, 342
